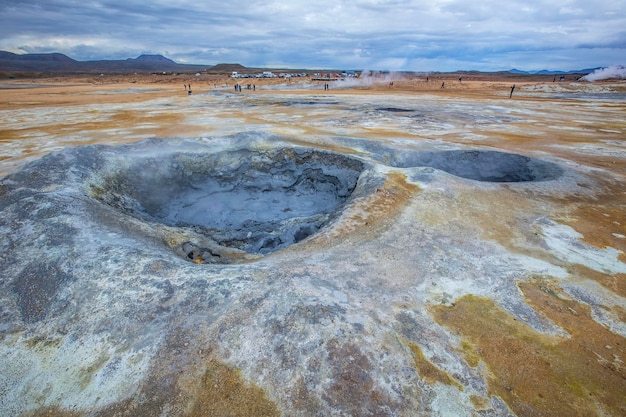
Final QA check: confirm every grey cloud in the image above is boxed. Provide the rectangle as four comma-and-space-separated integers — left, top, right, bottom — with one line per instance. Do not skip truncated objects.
0, 0, 624, 70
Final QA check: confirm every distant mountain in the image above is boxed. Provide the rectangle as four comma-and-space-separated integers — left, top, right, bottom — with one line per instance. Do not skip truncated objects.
535, 69, 567, 75
210, 63, 248, 72
129, 54, 177, 64
0, 51, 79, 72
508, 67, 601, 75
0, 51, 76, 63
0, 51, 209, 74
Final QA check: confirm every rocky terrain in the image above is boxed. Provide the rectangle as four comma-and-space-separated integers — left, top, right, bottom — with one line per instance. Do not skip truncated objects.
0, 74, 625, 416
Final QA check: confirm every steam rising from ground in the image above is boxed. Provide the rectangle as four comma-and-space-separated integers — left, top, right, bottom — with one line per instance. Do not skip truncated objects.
581, 65, 626, 81
333, 70, 423, 88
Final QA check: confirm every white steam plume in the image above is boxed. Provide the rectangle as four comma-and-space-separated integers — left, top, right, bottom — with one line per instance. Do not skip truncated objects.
332, 70, 424, 88
581, 65, 626, 82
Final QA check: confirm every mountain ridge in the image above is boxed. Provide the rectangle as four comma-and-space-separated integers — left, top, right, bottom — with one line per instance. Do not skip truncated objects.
0, 51, 210, 73
0, 51, 601, 75
509, 67, 600, 75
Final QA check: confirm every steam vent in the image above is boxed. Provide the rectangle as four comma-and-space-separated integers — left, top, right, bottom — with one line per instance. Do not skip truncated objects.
1, 80, 625, 417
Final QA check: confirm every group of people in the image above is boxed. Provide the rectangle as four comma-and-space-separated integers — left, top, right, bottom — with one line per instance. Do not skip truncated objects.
184, 78, 517, 98
233, 83, 255, 92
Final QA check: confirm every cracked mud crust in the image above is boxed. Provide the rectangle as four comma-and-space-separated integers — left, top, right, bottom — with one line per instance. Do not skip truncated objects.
432, 280, 626, 416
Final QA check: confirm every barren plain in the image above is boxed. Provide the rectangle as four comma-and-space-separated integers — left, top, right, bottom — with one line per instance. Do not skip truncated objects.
1, 73, 625, 416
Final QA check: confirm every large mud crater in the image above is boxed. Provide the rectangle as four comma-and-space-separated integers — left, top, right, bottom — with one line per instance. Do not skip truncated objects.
390, 149, 563, 182
92, 147, 364, 263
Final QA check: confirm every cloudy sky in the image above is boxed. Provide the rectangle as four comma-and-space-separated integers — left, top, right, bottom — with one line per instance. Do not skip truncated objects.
1, 0, 624, 71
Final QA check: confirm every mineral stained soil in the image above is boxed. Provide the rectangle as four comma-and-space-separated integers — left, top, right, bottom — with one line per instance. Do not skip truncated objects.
0, 76, 625, 416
